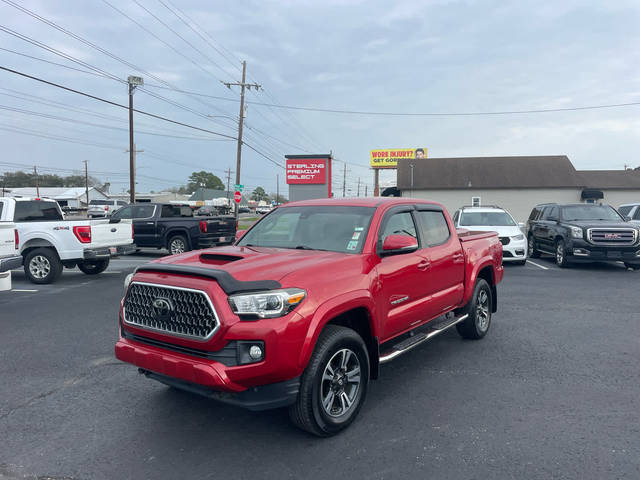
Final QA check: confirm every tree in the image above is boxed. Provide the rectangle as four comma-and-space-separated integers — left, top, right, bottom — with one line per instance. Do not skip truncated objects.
187, 171, 224, 192
250, 186, 270, 202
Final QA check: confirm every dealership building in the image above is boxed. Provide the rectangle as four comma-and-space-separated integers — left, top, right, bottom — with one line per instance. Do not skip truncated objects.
395, 155, 640, 222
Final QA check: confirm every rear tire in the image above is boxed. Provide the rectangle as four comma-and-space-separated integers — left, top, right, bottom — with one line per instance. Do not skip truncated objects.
77, 258, 110, 275
289, 325, 369, 437
456, 279, 492, 340
624, 263, 640, 270
24, 248, 63, 284
168, 234, 190, 255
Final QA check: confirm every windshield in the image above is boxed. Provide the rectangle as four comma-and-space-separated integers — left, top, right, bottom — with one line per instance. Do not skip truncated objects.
237, 206, 375, 253
459, 211, 516, 226
561, 205, 623, 221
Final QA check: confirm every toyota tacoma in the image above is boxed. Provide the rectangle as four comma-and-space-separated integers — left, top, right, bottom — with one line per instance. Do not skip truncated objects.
116, 198, 504, 436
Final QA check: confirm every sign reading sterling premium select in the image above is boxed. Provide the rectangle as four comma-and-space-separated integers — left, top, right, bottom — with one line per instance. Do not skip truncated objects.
370, 148, 427, 169
285, 154, 332, 201
286, 159, 327, 184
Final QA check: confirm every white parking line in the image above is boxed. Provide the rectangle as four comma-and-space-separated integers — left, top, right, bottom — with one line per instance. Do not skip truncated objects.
526, 260, 549, 270
11, 289, 38, 292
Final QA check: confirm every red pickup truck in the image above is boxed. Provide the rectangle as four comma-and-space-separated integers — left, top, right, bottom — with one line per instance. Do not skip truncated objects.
116, 198, 503, 436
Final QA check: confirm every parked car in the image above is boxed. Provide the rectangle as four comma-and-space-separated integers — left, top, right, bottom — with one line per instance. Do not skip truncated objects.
452, 205, 527, 265
0, 219, 22, 274
526, 203, 640, 269
256, 205, 272, 214
111, 203, 236, 255
195, 206, 218, 216
116, 197, 504, 436
0, 197, 135, 284
619, 203, 640, 226
238, 206, 251, 214
87, 199, 128, 218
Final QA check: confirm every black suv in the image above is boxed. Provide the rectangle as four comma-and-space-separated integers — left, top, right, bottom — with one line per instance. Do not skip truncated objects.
526, 203, 640, 269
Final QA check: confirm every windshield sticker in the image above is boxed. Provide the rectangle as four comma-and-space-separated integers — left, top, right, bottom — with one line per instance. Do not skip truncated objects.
346, 240, 358, 251
351, 232, 361, 240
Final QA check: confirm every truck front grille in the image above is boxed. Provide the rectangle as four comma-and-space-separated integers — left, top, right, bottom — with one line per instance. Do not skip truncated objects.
587, 228, 637, 246
123, 282, 220, 341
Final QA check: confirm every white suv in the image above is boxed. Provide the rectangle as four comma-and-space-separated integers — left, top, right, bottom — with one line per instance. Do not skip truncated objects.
452, 205, 527, 265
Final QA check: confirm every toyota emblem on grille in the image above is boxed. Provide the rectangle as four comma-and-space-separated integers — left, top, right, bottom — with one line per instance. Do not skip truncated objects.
152, 297, 173, 320
604, 233, 621, 239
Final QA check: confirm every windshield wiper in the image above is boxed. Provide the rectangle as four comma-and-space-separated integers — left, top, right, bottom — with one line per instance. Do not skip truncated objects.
295, 245, 329, 251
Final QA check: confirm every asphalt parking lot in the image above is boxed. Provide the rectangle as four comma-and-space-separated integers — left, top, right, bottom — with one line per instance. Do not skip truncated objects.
1, 253, 639, 480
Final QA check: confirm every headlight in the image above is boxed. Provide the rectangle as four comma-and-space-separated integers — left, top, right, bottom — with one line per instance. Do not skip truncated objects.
510, 234, 524, 241
570, 226, 583, 239
228, 288, 306, 319
124, 273, 134, 290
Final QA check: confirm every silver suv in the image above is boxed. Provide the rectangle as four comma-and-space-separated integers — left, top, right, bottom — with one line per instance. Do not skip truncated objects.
619, 203, 640, 226
88, 199, 128, 218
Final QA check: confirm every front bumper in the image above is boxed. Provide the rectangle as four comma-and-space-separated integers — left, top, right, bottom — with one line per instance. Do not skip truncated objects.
0, 254, 22, 273
115, 335, 300, 411
567, 239, 640, 263
83, 244, 137, 259
501, 239, 527, 262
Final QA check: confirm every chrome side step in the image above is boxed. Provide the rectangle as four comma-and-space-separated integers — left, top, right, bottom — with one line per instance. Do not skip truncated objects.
379, 314, 468, 364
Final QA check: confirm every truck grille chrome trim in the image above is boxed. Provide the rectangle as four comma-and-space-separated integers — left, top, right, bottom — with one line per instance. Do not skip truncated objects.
123, 282, 220, 341
587, 228, 637, 246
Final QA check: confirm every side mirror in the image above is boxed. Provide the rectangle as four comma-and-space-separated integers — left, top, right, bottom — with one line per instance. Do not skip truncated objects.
235, 229, 247, 242
517, 222, 525, 228
381, 234, 418, 255
624, 215, 632, 222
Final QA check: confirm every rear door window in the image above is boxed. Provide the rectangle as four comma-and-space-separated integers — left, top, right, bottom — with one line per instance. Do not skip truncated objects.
133, 205, 156, 219
415, 211, 451, 246
14, 201, 63, 222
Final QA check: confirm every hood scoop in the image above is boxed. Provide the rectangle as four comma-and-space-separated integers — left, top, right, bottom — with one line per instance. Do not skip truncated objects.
199, 253, 244, 265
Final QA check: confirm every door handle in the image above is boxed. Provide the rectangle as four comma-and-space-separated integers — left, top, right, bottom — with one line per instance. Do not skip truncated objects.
146, 222, 154, 225
452, 253, 464, 264
417, 260, 430, 270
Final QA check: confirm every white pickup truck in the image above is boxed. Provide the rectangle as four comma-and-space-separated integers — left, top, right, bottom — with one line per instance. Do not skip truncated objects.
0, 197, 135, 284
0, 220, 22, 274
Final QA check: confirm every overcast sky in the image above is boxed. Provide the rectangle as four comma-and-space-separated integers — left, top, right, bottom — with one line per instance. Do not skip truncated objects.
1, 0, 639, 196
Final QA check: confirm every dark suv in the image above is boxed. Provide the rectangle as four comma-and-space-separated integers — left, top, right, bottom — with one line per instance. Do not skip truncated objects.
526, 203, 640, 269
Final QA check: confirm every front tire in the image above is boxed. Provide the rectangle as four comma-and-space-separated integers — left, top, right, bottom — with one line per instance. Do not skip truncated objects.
168, 234, 190, 255
24, 248, 63, 284
624, 263, 640, 270
457, 279, 492, 340
289, 325, 369, 437
77, 258, 110, 275
528, 235, 540, 258
555, 239, 569, 268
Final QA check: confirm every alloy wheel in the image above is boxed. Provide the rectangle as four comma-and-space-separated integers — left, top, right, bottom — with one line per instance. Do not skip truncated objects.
170, 239, 185, 255
29, 255, 51, 279
476, 289, 490, 332
320, 348, 361, 418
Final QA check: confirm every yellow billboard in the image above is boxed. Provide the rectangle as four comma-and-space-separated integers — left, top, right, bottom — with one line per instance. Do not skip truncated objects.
370, 148, 427, 168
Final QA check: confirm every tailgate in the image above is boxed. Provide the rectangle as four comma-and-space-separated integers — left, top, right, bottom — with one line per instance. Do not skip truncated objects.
206, 217, 236, 235
89, 219, 133, 247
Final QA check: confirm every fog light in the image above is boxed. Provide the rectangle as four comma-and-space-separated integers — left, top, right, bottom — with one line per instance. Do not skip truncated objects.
573, 248, 589, 257
249, 345, 263, 360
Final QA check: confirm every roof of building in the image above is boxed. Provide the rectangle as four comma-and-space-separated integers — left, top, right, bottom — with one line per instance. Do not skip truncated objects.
397, 156, 640, 190
6, 186, 105, 199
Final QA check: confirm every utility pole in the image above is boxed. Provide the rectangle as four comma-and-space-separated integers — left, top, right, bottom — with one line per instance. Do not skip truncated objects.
223, 61, 261, 218
127, 75, 143, 204
225, 168, 232, 201
276, 174, 279, 205
357, 178, 361, 197
342, 163, 347, 197
34, 166, 39, 197
83, 160, 89, 212
364, 185, 368, 197
373, 169, 379, 196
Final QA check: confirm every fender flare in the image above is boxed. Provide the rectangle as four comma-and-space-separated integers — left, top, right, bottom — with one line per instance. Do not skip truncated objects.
296, 289, 378, 369
19, 232, 60, 257
164, 228, 191, 249
464, 257, 497, 305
